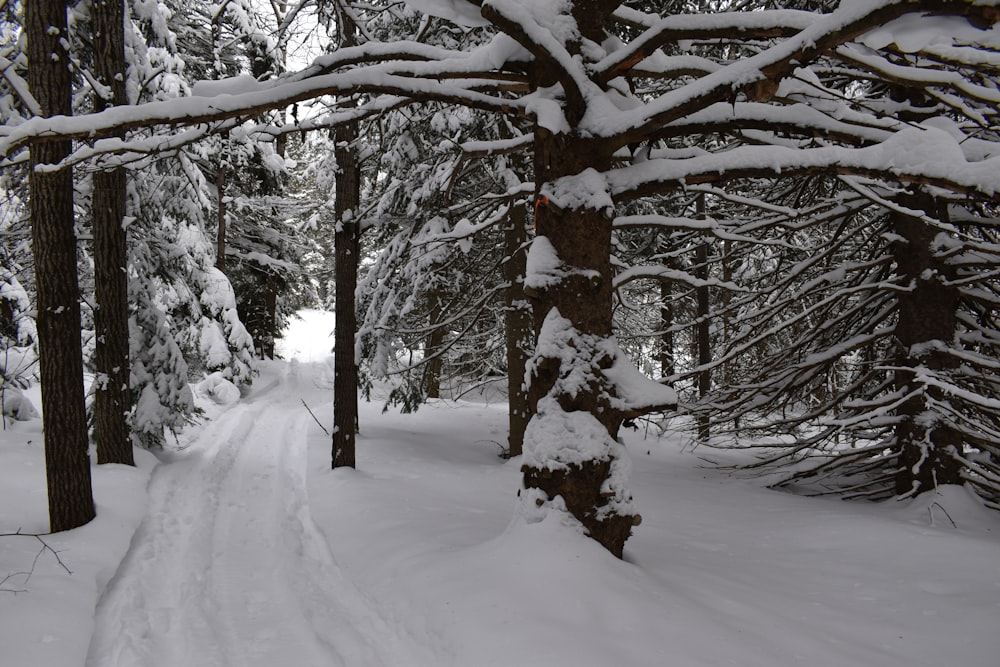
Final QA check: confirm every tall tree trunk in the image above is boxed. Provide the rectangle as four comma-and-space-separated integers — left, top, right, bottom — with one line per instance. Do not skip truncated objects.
503, 202, 532, 457
216, 165, 227, 273
891, 192, 963, 496
523, 129, 638, 557
28, 0, 96, 531
508, 0, 675, 558
331, 23, 361, 471
657, 233, 675, 380
696, 234, 711, 442
92, 0, 134, 465
332, 121, 360, 468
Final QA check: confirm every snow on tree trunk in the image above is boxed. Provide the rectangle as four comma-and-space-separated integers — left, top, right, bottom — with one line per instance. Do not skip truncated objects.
522, 132, 674, 557
890, 191, 963, 497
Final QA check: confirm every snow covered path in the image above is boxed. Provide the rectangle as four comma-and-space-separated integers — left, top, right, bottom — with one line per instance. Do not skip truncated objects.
85, 365, 404, 667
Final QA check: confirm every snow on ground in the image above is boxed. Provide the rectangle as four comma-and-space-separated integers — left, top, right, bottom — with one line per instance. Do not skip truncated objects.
2, 310, 999, 666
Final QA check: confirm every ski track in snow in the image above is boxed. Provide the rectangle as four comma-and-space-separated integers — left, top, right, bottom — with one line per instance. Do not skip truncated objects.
86, 364, 403, 667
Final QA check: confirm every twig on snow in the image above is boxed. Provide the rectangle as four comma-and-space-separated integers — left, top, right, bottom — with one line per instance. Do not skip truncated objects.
301, 399, 330, 436
0, 529, 73, 593
928, 501, 958, 529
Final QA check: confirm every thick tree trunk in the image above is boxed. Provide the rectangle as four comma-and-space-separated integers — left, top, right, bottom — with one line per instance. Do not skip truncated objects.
891, 192, 963, 496
92, 0, 134, 465
503, 203, 532, 457
513, 0, 677, 558
523, 130, 638, 557
28, 0, 96, 531
332, 121, 360, 468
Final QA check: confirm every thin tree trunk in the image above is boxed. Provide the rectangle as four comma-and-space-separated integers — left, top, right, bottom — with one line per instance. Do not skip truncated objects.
424, 287, 444, 399
503, 202, 532, 457
92, 0, 133, 465
657, 233, 675, 380
262, 279, 277, 359
720, 238, 732, 388
332, 122, 360, 468
696, 196, 711, 442
331, 12, 361, 469
216, 165, 227, 273
28, 0, 96, 531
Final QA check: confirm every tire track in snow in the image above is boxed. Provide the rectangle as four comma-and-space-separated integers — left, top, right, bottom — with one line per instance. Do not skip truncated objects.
86, 367, 404, 667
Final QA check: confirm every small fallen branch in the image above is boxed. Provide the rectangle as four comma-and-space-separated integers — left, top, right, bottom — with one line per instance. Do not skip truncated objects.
929, 501, 957, 529
1, 529, 72, 593
301, 399, 330, 436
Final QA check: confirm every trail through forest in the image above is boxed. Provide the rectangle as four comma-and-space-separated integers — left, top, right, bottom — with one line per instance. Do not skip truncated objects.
84, 363, 414, 667
3, 311, 995, 667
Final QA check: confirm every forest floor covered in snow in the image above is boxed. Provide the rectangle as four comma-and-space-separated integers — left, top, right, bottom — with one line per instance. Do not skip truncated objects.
1, 309, 998, 667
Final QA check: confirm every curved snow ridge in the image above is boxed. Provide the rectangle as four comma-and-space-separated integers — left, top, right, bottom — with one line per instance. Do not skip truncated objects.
86, 385, 401, 667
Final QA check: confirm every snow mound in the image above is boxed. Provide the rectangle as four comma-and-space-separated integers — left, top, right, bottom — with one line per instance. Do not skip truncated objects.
195, 372, 241, 405
1, 386, 38, 421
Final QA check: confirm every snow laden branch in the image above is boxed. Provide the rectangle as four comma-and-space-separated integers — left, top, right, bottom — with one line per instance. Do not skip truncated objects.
598, 0, 1000, 146
0, 37, 533, 158
608, 127, 1000, 203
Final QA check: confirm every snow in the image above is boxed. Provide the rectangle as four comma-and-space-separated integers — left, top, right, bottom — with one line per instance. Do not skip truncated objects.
524, 235, 565, 290
275, 308, 336, 362
194, 371, 241, 406
190, 75, 261, 98
1, 312, 998, 667
859, 14, 994, 54
403, 0, 491, 28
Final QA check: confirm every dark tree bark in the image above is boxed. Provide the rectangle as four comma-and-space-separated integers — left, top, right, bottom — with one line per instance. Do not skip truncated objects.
216, 165, 227, 273
525, 127, 639, 557
503, 202, 532, 457
332, 7, 362, 469
696, 239, 711, 442
510, 0, 684, 558
332, 117, 360, 469
92, 0, 134, 465
891, 192, 963, 496
27, 0, 96, 531
262, 279, 278, 359
657, 233, 675, 380
423, 287, 444, 399
331, 9, 361, 469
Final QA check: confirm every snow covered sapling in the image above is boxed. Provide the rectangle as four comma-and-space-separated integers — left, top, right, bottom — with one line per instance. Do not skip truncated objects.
0, 269, 38, 424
